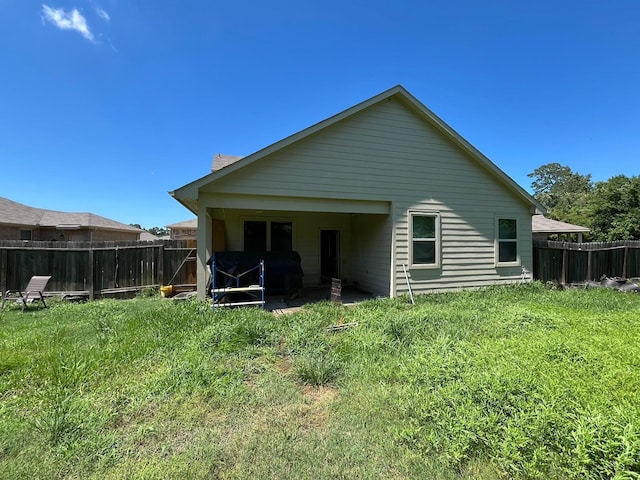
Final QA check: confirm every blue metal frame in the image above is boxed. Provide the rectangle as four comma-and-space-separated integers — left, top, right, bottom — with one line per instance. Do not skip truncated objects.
211, 259, 265, 310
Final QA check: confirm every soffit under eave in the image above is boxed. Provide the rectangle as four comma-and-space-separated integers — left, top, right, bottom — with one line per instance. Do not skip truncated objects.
171, 195, 198, 215
196, 192, 390, 215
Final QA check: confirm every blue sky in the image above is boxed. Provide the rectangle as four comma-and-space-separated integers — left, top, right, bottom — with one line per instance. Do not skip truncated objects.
1, 1, 639, 229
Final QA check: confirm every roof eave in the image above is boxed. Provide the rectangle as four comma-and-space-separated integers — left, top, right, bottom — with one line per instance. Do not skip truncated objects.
169, 190, 198, 215
171, 85, 545, 213
170, 86, 409, 197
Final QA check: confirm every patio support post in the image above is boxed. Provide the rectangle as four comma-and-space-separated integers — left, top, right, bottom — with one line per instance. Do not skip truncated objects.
196, 203, 213, 300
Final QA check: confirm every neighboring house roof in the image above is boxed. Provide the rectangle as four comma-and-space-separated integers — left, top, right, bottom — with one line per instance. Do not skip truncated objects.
211, 154, 243, 172
532, 215, 590, 234
167, 219, 197, 229
0, 196, 142, 233
139, 231, 160, 241
171, 85, 546, 215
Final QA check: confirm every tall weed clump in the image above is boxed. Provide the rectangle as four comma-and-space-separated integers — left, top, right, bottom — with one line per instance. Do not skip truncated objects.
281, 303, 346, 386
387, 284, 640, 479
2, 283, 640, 479
157, 306, 282, 400
31, 352, 91, 445
1, 298, 222, 464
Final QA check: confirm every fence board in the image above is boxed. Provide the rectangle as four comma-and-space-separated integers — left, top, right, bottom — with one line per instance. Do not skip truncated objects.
0, 240, 196, 297
533, 247, 563, 283
533, 240, 640, 283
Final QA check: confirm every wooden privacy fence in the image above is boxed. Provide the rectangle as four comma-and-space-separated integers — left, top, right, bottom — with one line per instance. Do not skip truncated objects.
533, 240, 640, 284
0, 239, 197, 299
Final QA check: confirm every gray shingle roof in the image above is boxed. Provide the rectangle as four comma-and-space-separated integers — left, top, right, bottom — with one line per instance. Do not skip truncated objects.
532, 215, 590, 234
167, 218, 197, 229
211, 154, 243, 172
139, 231, 160, 241
0, 196, 142, 232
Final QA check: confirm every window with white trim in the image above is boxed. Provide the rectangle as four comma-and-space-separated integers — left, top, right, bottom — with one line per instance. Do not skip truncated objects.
497, 218, 518, 265
410, 212, 440, 268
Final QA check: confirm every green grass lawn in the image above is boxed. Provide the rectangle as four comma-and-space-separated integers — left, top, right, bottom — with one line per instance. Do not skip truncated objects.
1, 283, 640, 479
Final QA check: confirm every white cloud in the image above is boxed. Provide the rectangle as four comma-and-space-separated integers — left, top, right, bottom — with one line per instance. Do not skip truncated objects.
96, 7, 110, 22
41, 5, 95, 42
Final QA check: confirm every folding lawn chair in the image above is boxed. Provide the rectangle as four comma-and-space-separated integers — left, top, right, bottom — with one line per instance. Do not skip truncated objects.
1, 275, 52, 311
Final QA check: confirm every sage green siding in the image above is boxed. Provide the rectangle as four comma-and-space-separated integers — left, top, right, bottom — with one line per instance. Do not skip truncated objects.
198, 96, 533, 296
349, 213, 393, 296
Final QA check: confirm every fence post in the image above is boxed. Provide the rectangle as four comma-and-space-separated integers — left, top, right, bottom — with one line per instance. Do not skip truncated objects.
0, 249, 6, 296
561, 249, 567, 285
587, 250, 592, 281
88, 247, 95, 300
623, 246, 629, 279
158, 242, 164, 286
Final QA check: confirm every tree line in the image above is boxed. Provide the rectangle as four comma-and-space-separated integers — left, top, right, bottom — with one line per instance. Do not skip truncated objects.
129, 225, 170, 237
528, 163, 640, 241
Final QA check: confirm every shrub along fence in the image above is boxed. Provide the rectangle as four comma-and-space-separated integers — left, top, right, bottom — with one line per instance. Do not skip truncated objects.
533, 240, 640, 284
0, 239, 196, 300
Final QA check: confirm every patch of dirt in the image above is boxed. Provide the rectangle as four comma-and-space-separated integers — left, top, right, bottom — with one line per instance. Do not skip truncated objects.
275, 356, 292, 375
301, 384, 338, 403
243, 354, 339, 432
294, 385, 338, 431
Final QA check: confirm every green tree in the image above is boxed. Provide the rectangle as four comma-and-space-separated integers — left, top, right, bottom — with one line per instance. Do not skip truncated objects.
147, 227, 169, 237
527, 163, 593, 226
589, 175, 640, 241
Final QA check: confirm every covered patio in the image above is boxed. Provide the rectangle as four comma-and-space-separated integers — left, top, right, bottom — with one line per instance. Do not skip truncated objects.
191, 198, 394, 301
264, 284, 377, 315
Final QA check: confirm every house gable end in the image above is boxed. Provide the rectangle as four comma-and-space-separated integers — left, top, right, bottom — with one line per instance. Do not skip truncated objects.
172, 86, 544, 214
199, 96, 531, 211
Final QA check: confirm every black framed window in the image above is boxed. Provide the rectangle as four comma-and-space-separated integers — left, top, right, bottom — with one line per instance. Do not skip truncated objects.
271, 221, 292, 252
243, 220, 292, 251
244, 221, 267, 251
497, 218, 518, 264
